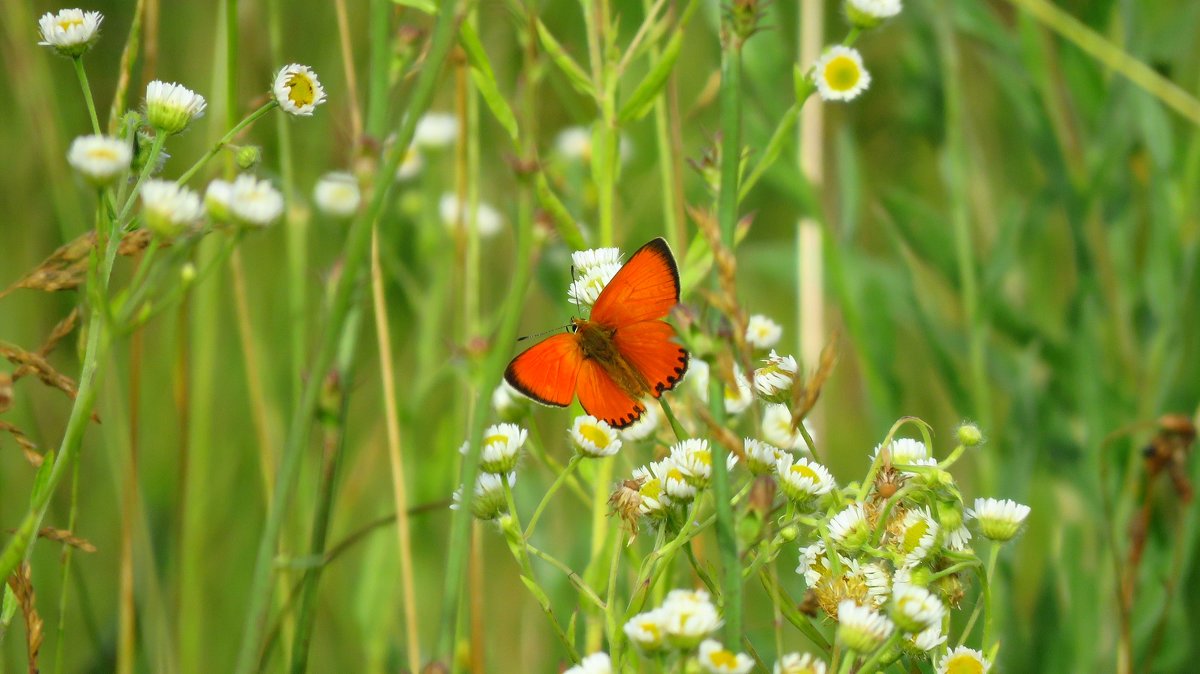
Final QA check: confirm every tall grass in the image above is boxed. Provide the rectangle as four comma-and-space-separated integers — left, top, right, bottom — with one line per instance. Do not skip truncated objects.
1, 0, 1199, 672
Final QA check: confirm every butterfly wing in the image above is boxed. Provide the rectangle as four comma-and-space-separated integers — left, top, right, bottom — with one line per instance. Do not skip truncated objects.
612, 320, 689, 398
576, 359, 646, 428
504, 333, 583, 407
590, 238, 681, 327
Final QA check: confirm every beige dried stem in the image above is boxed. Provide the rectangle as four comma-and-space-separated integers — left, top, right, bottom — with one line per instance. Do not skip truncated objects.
0, 230, 152, 299
5, 562, 45, 674
789, 329, 839, 431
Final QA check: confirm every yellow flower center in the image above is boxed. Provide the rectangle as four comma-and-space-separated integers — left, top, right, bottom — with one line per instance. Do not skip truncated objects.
58, 17, 84, 31
903, 519, 929, 552
86, 147, 120, 161
638, 620, 661, 639
710, 649, 739, 668
579, 424, 610, 448
945, 653, 984, 674
790, 462, 818, 481
483, 433, 507, 448
824, 56, 861, 92
695, 450, 712, 467
285, 72, 316, 107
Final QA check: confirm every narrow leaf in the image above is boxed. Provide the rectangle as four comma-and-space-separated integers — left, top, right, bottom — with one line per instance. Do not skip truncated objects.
536, 20, 595, 99
459, 23, 519, 143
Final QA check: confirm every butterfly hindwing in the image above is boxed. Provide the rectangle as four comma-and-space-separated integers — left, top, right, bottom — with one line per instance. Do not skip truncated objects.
576, 359, 645, 428
612, 320, 689, 398
504, 332, 583, 407
589, 238, 681, 328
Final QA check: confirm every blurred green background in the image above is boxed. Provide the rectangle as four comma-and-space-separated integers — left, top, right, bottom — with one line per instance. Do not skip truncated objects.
2, 0, 1199, 671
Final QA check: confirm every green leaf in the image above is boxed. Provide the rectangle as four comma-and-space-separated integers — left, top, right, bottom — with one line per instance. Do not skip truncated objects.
617, 0, 698, 123
459, 23, 519, 143
390, 0, 436, 13
535, 174, 587, 250
536, 20, 595, 100
1, 585, 16, 627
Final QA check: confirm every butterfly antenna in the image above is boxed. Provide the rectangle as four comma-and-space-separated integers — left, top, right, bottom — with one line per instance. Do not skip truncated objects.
516, 325, 572, 342
570, 264, 584, 318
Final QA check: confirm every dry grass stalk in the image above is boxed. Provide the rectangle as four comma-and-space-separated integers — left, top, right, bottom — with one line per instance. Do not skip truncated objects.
5, 562, 45, 674
789, 330, 839, 431
0, 230, 153, 299
0, 420, 42, 466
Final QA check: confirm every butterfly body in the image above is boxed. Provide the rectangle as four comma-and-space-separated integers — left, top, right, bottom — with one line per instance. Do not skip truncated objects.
506, 238, 688, 428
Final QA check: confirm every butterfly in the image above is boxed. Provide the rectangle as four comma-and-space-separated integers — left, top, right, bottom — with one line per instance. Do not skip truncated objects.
505, 238, 690, 428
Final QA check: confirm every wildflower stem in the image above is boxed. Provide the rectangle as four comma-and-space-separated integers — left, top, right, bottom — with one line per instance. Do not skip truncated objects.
938, 443, 968, 469
72, 56, 102, 135
928, 559, 982, 581
657, 396, 687, 442
0, 188, 122, 584
116, 132, 166, 225
525, 454, 583, 538
175, 101, 277, 186
51, 404, 86, 674
526, 544, 607, 609
855, 632, 901, 673
981, 541, 1001, 648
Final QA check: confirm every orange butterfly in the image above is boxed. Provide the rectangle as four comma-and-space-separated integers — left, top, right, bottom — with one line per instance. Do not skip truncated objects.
505, 238, 689, 428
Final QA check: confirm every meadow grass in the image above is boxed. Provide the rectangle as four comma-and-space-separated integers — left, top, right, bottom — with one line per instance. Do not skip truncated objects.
1, 0, 1199, 672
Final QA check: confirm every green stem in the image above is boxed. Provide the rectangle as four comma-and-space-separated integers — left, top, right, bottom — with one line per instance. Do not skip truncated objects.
117, 133, 167, 225
288, 308, 361, 673
175, 102, 277, 186
981, 542, 1001, 648
51, 418, 85, 674
657, 396, 687, 442
72, 56, 102, 135
526, 544, 607, 610
525, 454, 583, 537
0, 198, 122, 582
855, 632, 901, 673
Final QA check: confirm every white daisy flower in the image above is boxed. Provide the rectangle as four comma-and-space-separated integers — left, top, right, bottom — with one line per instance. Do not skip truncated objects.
836, 600, 894, 653
908, 622, 947, 653
762, 403, 815, 453
145, 80, 207, 135
669, 438, 736, 489
686, 361, 754, 415
744, 438, 782, 475
891, 506, 940, 565
621, 400, 660, 441
204, 179, 233, 222
661, 589, 722, 649
872, 438, 937, 473
846, 0, 902, 29
698, 640, 754, 674
439, 194, 503, 238
228, 174, 284, 227
140, 179, 202, 238
812, 46, 871, 102
890, 584, 945, 633
395, 147, 424, 181
555, 126, 592, 161
413, 112, 459, 149
67, 135, 131, 185
745, 314, 782, 349
754, 350, 799, 402
272, 64, 327, 116
796, 540, 831, 586
775, 453, 835, 505
945, 524, 972, 551
570, 415, 622, 458
451, 471, 515, 520
564, 652, 611, 674
774, 652, 827, 674
861, 562, 892, 608
632, 463, 672, 516
935, 646, 991, 674
828, 503, 870, 551
491, 380, 529, 422
313, 171, 360, 218
660, 457, 697, 502
968, 497, 1030, 542
572, 247, 623, 272
37, 9, 102, 57
463, 423, 527, 474
624, 608, 669, 654
568, 260, 622, 307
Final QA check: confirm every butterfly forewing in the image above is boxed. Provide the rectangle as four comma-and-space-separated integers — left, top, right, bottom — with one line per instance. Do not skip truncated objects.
589, 238, 681, 327
504, 332, 583, 407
